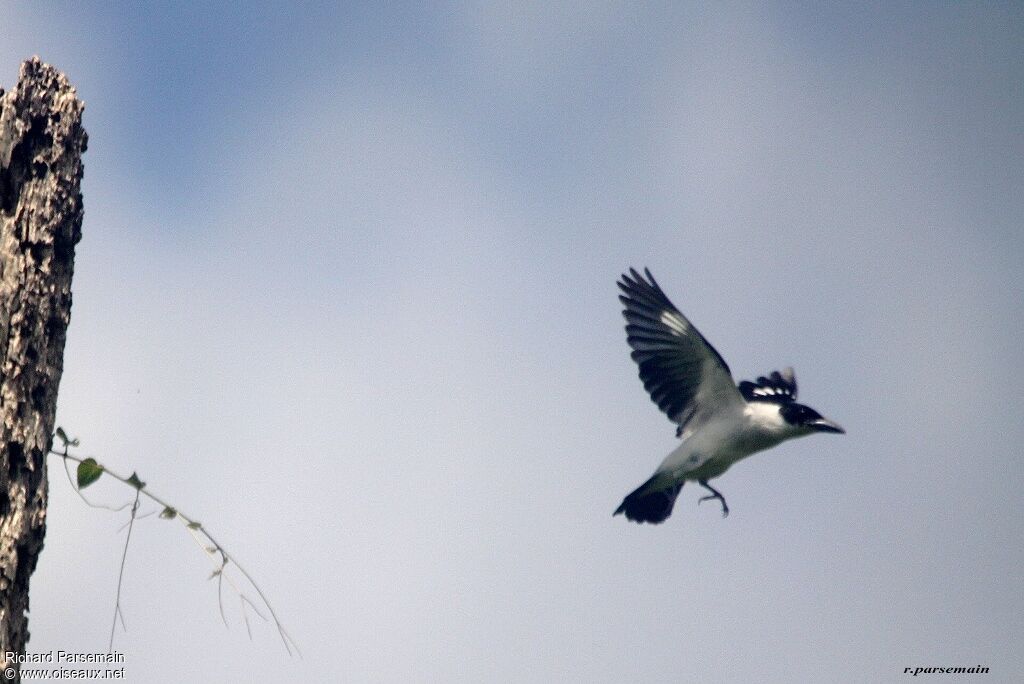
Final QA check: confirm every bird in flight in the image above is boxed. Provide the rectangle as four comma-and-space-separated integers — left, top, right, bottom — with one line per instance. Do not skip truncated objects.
614, 268, 844, 524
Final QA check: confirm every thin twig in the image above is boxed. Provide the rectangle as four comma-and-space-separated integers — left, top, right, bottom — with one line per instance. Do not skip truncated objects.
52, 443, 299, 656
109, 490, 140, 652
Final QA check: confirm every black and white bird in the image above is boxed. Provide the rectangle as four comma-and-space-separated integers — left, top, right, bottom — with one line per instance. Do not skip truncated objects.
614, 268, 844, 524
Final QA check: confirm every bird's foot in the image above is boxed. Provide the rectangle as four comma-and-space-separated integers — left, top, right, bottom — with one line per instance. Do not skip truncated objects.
698, 494, 729, 517
697, 480, 729, 518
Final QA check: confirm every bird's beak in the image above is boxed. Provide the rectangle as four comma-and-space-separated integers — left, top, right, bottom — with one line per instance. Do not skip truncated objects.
809, 417, 845, 434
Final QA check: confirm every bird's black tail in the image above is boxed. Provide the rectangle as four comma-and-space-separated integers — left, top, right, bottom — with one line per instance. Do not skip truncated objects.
614, 476, 682, 524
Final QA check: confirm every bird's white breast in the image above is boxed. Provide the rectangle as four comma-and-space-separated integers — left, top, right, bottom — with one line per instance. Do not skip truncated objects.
657, 402, 792, 479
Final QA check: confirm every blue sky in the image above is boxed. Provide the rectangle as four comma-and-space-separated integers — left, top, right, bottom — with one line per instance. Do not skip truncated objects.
3, 2, 1023, 682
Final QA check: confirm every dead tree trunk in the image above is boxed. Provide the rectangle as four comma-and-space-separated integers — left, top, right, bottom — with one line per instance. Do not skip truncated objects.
0, 57, 86, 676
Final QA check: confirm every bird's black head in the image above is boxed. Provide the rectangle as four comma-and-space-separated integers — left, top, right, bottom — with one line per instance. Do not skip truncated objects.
779, 402, 845, 434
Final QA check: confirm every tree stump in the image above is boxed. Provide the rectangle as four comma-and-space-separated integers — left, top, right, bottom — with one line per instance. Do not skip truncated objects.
0, 57, 86, 679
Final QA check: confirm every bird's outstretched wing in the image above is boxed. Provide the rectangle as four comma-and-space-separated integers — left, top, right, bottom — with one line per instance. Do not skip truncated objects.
738, 367, 797, 404
619, 268, 744, 437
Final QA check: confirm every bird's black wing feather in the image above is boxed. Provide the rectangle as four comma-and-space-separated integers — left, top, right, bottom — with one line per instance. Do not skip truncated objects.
619, 268, 743, 436
738, 367, 798, 404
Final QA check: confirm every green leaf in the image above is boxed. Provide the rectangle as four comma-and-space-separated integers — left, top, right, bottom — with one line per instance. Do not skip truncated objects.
126, 472, 146, 489
159, 506, 177, 520
187, 521, 202, 530
76, 458, 103, 489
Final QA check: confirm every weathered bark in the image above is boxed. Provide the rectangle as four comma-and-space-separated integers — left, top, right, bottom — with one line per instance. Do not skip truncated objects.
0, 58, 86, 679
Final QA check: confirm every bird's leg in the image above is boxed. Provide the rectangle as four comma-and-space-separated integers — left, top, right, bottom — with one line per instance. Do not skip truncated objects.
697, 479, 729, 518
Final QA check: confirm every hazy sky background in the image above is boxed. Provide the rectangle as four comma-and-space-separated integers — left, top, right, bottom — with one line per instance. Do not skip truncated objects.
3, 2, 1022, 682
